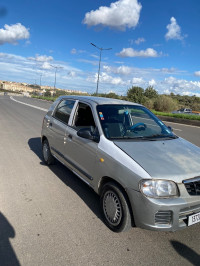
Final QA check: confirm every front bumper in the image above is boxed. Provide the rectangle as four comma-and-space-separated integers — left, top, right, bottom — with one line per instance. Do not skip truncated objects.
126, 184, 200, 231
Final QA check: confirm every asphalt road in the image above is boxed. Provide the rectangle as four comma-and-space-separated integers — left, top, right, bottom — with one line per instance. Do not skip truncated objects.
0, 95, 200, 266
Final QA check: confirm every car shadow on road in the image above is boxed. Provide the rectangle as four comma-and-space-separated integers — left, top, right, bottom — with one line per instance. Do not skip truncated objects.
171, 240, 200, 265
28, 137, 102, 221
0, 212, 20, 265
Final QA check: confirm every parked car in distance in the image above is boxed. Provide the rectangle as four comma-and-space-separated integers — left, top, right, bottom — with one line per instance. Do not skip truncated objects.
172, 108, 192, 114
41, 96, 200, 232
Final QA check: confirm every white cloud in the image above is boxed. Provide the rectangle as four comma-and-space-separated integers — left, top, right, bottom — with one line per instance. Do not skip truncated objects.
71, 48, 77, 54
149, 79, 156, 86
132, 77, 144, 84
87, 72, 125, 85
83, 0, 142, 30
100, 72, 124, 85
28, 54, 53, 62
162, 76, 200, 95
165, 17, 185, 41
67, 71, 76, 78
1, 52, 200, 96
41, 62, 52, 70
117, 48, 160, 58
103, 65, 132, 75
194, 71, 200, 77
161, 67, 176, 74
135, 37, 145, 45
90, 54, 99, 59
0, 23, 30, 45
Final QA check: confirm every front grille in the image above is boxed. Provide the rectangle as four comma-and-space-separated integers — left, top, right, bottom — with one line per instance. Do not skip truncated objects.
183, 177, 200, 196
155, 211, 172, 224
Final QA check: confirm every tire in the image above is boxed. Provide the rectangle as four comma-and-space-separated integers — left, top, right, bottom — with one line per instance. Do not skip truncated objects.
100, 182, 132, 232
42, 139, 55, 165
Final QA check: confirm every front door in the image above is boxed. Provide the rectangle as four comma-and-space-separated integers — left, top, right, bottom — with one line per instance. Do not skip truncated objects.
64, 102, 99, 185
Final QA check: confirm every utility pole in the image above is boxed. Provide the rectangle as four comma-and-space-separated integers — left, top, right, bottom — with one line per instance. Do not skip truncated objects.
90, 43, 112, 95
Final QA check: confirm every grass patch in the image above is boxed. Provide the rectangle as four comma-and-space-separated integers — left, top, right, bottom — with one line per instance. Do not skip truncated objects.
32, 95, 56, 101
152, 110, 200, 121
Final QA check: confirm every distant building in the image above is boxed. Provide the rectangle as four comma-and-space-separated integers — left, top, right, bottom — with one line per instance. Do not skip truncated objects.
0, 80, 88, 95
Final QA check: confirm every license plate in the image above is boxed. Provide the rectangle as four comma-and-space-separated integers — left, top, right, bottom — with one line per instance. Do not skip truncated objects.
188, 212, 200, 226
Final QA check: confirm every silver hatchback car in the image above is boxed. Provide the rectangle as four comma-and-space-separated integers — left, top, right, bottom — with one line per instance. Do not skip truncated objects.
41, 96, 200, 232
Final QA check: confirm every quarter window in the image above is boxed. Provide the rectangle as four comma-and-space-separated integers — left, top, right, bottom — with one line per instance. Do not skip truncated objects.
54, 100, 75, 124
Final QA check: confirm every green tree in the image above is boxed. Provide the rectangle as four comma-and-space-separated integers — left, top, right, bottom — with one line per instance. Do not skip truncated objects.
144, 86, 158, 99
143, 97, 155, 109
44, 90, 51, 97
154, 95, 178, 112
106, 92, 120, 99
127, 86, 144, 104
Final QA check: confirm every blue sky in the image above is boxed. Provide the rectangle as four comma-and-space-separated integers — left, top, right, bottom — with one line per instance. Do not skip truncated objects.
0, 0, 200, 96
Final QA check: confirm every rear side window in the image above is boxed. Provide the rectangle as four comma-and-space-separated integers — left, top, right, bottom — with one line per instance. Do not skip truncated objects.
54, 99, 75, 124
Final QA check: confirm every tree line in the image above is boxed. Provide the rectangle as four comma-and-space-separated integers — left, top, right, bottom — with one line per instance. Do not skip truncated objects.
93, 86, 200, 112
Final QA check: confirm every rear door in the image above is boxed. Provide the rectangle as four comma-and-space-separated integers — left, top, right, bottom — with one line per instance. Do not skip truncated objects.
48, 99, 76, 163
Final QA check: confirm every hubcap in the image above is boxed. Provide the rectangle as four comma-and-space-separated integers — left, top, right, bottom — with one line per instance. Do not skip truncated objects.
103, 190, 122, 226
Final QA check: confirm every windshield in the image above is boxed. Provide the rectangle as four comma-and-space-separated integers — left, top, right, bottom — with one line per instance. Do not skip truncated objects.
96, 104, 177, 140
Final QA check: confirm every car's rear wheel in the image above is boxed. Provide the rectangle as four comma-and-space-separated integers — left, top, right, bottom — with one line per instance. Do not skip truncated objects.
100, 182, 132, 232
42, 139, 55, 165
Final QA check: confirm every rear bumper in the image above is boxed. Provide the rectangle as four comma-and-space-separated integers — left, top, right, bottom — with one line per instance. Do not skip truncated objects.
126, 188, 200, 231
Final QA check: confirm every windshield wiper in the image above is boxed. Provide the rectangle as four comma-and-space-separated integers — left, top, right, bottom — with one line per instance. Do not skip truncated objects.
142, 134, 177, 139
108, 134, 178, 140
128, 134, 178, 140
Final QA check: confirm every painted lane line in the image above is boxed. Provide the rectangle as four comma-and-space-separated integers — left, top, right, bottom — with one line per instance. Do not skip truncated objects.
10, 96, 48, 112
163, 120, 200, 129
173, 128, 182, 131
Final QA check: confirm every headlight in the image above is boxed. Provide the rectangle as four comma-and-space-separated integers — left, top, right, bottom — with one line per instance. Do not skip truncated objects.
140, 180, 178, 198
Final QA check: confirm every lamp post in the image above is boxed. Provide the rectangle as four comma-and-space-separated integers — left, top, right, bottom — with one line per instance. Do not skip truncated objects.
50, 65, 63, 90
40, 74, 42, 87
90, 43, 112, 95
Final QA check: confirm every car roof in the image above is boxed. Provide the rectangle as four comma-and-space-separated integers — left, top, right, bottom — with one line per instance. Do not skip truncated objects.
58, 95, 142, 106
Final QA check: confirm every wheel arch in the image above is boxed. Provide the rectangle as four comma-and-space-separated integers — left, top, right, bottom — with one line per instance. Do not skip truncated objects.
41, 135, 47, 144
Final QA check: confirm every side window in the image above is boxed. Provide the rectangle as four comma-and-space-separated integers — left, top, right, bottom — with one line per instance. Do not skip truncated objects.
73, 102, 96, 130
54, 100, 75, 124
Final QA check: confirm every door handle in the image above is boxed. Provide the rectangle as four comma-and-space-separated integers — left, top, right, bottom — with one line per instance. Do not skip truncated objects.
49, 122, 52, 127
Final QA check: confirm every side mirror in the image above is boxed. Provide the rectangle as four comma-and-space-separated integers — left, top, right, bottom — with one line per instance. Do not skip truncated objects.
77, 128, 99, 143
168, 126, 173, 132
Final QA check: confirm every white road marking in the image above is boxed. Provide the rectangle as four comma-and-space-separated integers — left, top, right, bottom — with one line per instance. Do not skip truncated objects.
163, 120, 200, 129
133, 115, 183, 131
10, 96, 48, 112
173, 128, 182, 131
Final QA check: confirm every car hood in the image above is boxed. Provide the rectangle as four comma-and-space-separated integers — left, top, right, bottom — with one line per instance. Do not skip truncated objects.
114, 137, 200, 182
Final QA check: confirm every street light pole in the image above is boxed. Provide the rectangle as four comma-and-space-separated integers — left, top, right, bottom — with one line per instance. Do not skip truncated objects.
40, 74, 42, 87
90, 43, 112, 95
50, 65, 63, 91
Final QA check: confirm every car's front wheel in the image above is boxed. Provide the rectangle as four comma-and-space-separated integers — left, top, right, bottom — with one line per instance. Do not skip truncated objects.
100, 182, 132, 232
42, 139, 55, 165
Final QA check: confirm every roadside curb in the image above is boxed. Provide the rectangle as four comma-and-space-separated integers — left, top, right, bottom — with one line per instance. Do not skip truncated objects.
157, 115, 200, 127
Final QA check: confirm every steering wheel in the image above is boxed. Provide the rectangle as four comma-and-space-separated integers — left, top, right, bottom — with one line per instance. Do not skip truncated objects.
130, 123, 146, 131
